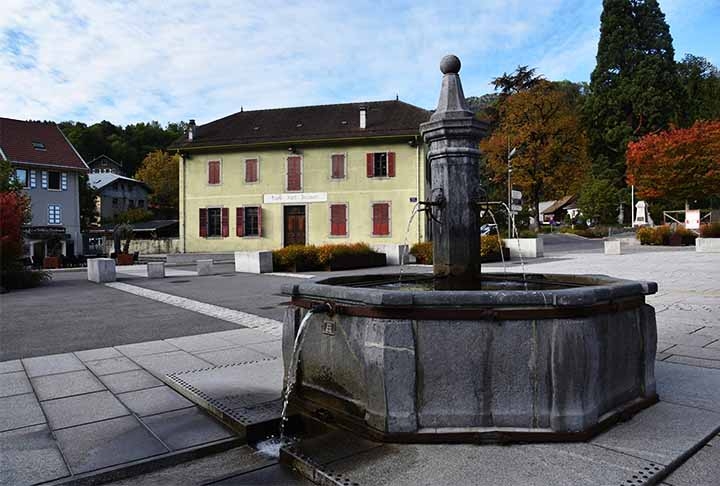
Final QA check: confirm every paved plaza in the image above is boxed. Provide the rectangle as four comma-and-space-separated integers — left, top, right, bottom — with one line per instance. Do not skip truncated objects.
0, 244, 718, 485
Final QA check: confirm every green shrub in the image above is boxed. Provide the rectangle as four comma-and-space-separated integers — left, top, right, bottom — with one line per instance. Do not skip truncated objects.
410, 242, 433, 264
637, 226, 672, 245
1, 269, 51, 290
700, 222, 720, 238
480, 235, 503, 256
272, 243, 376, 271
517, 229, 538, 238
674, 226, 698, 245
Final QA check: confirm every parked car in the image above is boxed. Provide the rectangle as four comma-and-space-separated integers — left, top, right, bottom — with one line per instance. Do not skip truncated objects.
480, 224, 498, 236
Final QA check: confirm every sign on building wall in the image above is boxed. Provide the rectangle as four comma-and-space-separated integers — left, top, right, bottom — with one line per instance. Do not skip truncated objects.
685, 209, 701, 230
263, 192, 328, 204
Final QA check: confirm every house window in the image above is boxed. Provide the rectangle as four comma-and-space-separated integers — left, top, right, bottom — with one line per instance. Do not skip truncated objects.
48, 171, 61, 190
245, 158, 258, 183
207, 208, 222, 236
330, 204, 348, 236
32, 141, 46, 150
286, 156, 302, 191
236, 206, 262, 237
199, 207, 228, 238
14, 168, 29, 187
138, 200, 145, 208
331, 154, 346, 179
48, 205, 62, 225
366, 152, 396, 178
128, 200, 135, 208
208, 160, 221, 185
372, 202, 390, 236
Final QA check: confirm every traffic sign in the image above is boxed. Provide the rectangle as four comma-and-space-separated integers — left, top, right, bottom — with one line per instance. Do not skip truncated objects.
511, 189, 522, 199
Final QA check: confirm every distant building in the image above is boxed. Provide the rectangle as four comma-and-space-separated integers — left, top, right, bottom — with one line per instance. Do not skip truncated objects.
541, 195, 578, 224
0, 117, 88, 257
169, 100, 430, 253
88, 172, 150, 222
88, 155, 124, 175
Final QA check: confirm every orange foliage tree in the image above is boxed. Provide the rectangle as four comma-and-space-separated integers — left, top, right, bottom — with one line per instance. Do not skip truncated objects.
626, 120, 720, 205
480, 81, 590, 225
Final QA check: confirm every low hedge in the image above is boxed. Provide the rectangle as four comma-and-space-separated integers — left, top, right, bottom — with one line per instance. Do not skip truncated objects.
272, 243, 378, 272
410, 236, 504, 264
700, 222, 720, 238
636, 225, 697, 246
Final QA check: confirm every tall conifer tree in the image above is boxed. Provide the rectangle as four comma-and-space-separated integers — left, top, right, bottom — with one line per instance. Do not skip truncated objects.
585, 0, 682, 188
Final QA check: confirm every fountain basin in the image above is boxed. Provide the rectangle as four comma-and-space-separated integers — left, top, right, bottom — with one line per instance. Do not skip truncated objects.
281, 273, 658, 443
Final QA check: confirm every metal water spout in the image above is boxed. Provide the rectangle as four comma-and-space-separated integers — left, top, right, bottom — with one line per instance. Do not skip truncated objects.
420, 55, 487, 286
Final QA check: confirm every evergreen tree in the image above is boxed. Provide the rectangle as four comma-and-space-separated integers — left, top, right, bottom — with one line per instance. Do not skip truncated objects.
584, 0, 683, 188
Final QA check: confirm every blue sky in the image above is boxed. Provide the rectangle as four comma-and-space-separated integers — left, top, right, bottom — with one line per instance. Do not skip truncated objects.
1, 0, 718, 126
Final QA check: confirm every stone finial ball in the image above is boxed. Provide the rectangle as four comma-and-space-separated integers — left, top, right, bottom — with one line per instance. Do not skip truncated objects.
440, 55, 461, 74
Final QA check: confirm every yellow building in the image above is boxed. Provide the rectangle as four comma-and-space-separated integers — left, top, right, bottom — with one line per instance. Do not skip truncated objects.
170, 100, 430, 253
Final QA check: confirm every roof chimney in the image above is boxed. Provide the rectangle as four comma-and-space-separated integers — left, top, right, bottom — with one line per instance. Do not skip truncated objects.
359, 107, 366, 129
188, 119, 196, 141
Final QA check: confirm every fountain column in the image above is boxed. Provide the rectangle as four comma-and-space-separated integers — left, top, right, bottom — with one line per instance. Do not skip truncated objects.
420, 55, 487, 286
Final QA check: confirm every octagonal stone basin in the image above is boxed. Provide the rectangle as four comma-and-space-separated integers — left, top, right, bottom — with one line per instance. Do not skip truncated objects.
281, 273, 658, 443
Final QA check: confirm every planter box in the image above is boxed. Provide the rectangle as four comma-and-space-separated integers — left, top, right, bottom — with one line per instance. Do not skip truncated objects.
43, 256, 61, 269
503, 238, 544, 259
371, 244, 409, 265
328, 252, 387, 271
87, 258, 116, 283
604, 240, 622, 255
116, 253, 134, 265
235, 251, 273, 274
696, 237, 720, 253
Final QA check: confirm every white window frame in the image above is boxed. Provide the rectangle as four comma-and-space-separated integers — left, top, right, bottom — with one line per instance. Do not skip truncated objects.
329, 152, 347, 181
14, 168, 29, 188
47, 171, 62, 191
206, 159, 222, 186
206, 206, 223, 238
370, 151, 390, 178
48, 204, 62, 225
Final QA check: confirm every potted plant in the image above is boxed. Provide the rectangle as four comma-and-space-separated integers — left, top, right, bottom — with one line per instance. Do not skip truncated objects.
43, 234, 63, 269
114, 223, 135, 265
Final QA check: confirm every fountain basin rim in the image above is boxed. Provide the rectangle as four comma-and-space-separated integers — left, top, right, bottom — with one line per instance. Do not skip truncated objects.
281, 272, 658, 309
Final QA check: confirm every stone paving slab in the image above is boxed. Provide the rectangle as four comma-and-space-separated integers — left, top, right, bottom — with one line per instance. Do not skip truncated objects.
117, 386, 193, 417
32, 370, 106, 401
165, 334, 237, 353
211, 464, 314, 485
115, 339, 181, 357
0, 360, 23, 374
0, 371, 32, 398
656, 361, 720, 412
591, 401, 720, 466
42, 390, 130, 430
54, 415, 168, 474
0, 393, 45, 432
130, 350, 213, 378
197, 346, 271, 366
74, 346, 123, 362
86, 356, 142, 376
245, 340, 282, 358
98, 369, 163, 394
141, 407, 234, 451
22, 353, 85, 378
664, 433, 720, 486
0, 424, 69, 486
666, 355, 720, 369
662, 344, 720, 361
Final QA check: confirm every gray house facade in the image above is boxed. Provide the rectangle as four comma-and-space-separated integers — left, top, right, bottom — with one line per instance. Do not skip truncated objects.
88, 173, 150, 222
0, 117, 89, 258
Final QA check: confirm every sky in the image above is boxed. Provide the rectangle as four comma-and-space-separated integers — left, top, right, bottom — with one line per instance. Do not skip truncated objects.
1, 0, 719, 126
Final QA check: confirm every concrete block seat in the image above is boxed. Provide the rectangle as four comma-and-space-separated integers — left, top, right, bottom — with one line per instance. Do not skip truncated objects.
87, 258, 116, 283
282, 272, 658, 443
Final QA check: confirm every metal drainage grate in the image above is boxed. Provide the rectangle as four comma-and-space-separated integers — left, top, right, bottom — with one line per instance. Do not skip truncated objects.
282, 445, 361, 486
169, 279, 191, 283
620, 463, 663, 485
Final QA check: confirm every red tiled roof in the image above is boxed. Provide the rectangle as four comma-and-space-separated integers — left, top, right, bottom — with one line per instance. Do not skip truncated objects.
170, 100, 431, 150
0, 117, 88, 171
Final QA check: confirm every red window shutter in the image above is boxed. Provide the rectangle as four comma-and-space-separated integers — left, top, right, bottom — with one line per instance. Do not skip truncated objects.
221, 207, 229, 237
208, 161, 220, 184
257, 207, 263, 237
366, 153, 374, 177
236, 207, 244, 237
331, 154, 345, 179
388, 152, 396, 177
199, 208, 208, 237
330, 204, 347, 236
287, 156, 302, 191
246, 159, 257, 183
373, 203, 389, 235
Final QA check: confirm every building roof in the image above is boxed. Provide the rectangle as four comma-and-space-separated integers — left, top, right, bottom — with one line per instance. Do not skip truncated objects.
169, 100, 431, 150
88, 154, 123, 169
0, 117, 89, 171
541, 195, 577, 215
88, 172, 150, 191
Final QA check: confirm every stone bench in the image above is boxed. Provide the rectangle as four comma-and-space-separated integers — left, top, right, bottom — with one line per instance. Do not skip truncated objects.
696, 237, 720, 253
371, 244, 409, 265
197, 259, 213, 276
147, 262, 165, 279
502, 238, 544, 259
87, 258, 116, 283
235, 251, 273, 274
604, 240, 622, 255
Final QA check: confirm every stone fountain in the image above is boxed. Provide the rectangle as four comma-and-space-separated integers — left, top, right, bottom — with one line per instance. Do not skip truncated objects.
281, 55, 658, 443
